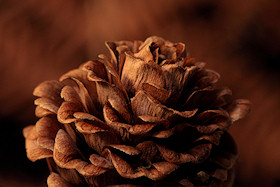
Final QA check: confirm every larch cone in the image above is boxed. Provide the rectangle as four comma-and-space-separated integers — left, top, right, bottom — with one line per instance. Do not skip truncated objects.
23, 36, 251, 187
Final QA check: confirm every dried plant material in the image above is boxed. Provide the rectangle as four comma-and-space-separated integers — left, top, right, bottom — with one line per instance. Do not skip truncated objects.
23, 36, 250, 186
47, 172, 72, 187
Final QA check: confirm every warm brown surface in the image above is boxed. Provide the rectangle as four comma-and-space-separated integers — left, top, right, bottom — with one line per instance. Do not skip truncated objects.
23, 36, 246, 186
0, 0, 280, 186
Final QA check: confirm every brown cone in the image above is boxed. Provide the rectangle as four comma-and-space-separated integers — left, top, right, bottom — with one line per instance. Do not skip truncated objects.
23, 36, 250, 186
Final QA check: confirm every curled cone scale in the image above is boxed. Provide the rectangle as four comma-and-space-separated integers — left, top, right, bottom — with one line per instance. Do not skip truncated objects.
23, 36, 250, 186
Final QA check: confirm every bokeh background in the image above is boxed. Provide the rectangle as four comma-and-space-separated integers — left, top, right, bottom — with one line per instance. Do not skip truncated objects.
1, 0, 280, 186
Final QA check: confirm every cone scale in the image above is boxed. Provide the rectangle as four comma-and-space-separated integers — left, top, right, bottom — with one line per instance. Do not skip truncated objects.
23, 36, 250, 187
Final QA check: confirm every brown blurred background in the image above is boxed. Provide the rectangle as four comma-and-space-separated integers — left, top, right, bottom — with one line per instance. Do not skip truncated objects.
0, 0, 280, 186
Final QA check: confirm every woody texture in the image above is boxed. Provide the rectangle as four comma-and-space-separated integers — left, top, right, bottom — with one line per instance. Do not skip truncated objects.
23, 36, 250, 186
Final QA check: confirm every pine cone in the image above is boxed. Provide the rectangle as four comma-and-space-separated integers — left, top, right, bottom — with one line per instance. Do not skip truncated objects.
23, 36, 250, 186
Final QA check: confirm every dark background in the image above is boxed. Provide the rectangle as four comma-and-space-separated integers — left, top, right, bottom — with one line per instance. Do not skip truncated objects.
0, 0, 280, 186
